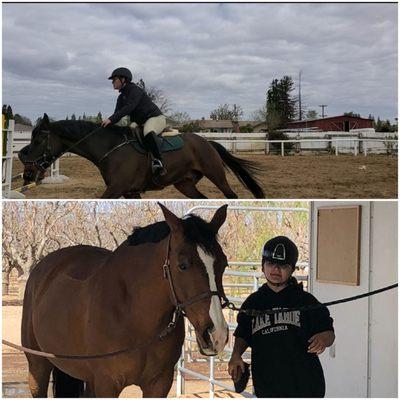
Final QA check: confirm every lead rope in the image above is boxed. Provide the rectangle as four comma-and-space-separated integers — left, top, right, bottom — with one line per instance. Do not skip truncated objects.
224, 283, 398, 316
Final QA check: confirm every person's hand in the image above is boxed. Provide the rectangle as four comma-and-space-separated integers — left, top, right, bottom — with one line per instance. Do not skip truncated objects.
228, 356, 245, 382
308, 331, 332, 354
101, 119, 112, 128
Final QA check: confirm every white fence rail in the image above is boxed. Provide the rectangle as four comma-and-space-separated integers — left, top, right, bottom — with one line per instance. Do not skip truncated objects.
212, 138, 398, 156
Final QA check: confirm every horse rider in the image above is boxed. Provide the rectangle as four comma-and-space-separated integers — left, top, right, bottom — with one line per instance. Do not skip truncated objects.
101, 67, 167, 176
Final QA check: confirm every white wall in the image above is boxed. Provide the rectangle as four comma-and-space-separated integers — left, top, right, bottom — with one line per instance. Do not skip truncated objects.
368, 202, 398, 397
309, 201, 397, 398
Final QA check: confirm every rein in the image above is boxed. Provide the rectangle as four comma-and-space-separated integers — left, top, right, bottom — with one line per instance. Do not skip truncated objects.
2, 234, 228, 360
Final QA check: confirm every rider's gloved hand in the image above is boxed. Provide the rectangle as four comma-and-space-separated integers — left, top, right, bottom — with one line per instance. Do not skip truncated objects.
101, 119, 112, 128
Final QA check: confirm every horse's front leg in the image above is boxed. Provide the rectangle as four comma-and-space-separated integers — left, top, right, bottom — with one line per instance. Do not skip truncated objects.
93, 376, 123, 398
123, 189, 142, 199
100, 184, 127, 199
140, 367, 175, 398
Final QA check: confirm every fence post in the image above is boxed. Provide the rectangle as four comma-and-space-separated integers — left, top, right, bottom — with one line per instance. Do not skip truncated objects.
266, 141, 270, 155
2, 119, 15, 198
209, 356, 215, 398
354, 140, 357, 156
335, 139, 339, 156
253, 275, 259, 292
364, 140, 367, 157
176, 345, 185, 397
51, 159, 60, 179
281, 142, 284, 157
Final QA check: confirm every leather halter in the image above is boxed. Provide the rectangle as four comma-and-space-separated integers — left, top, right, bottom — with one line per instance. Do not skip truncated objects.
162, 234, 229, 326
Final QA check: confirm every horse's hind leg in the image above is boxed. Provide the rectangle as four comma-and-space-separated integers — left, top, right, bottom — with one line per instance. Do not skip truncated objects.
174, 179, 208, 199
26, 355, 53, 397
203, 167, 238, 199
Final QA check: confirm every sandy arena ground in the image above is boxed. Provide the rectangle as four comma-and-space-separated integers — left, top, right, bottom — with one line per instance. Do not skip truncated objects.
10, 154, 397, 199
2, 305, 245, 398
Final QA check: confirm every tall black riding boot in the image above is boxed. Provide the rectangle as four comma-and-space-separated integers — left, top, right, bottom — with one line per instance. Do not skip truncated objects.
143, 132, 167, 176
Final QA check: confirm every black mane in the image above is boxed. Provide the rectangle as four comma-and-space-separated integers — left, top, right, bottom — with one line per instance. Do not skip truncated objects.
51, 120, 127, 140
128, 214, 218, 252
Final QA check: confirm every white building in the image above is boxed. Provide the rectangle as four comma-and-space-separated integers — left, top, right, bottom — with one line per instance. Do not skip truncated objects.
309, 201, 397, 397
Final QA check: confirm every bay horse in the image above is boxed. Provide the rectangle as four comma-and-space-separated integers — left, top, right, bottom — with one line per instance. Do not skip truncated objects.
19, 114, 265, 199
21, 203, 230, 397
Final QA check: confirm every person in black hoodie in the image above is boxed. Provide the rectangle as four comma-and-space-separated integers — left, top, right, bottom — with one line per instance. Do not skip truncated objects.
101, 67, 167, 176
228, 236, 335, 398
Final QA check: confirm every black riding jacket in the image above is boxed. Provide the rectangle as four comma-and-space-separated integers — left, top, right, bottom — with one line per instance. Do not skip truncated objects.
108, 82, 162, 126
234, 280, 334, 398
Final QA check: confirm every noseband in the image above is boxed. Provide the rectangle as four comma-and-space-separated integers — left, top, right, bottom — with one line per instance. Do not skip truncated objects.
162, 235, 230, 328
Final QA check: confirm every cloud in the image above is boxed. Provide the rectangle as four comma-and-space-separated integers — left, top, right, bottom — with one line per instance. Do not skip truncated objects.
2, 3, 397, 122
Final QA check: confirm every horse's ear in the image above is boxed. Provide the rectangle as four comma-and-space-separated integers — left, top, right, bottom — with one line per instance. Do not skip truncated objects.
41, 113, 50, 127
158, 203, 183, 234
210, 204, 228, 233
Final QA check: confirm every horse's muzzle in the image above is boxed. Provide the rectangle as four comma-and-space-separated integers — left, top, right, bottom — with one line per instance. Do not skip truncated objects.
196, 324, 229, 356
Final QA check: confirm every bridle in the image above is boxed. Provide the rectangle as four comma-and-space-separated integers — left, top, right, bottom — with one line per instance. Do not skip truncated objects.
23, 125, 137, 174
162, 234, 231, 332
23, 129, 55, 172
23, 126, 104, 173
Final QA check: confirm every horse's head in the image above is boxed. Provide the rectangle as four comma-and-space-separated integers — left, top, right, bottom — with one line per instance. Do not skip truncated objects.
159, 203, 229, 356
20, 113, 61, 184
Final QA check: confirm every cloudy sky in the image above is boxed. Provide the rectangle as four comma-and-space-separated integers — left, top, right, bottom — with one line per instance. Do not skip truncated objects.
3, 2, 398, 124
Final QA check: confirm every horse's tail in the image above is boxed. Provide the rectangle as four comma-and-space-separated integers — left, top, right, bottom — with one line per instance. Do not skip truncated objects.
52, 367, 85, 398
209, 141, 265, 198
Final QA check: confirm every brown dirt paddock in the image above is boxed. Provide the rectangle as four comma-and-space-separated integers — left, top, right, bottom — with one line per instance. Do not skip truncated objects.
2, 305, 244, 398
10, 154, 397, 199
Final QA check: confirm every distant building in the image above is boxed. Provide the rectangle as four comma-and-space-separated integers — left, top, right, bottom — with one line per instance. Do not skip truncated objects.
14, 123, 32, 133
285, 115, 374, 132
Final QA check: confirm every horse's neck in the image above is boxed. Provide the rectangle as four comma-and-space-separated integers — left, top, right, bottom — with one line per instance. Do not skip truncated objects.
58, 125, 118, 164
93, 240, 175, 336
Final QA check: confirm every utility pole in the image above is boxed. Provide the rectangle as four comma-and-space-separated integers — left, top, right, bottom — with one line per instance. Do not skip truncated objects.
298, 71, 302, 121
319, 104, 327, 118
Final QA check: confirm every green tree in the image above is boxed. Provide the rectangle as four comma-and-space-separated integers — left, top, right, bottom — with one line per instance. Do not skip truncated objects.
343, 112, 361, 118
239, 124, 254, 133
306, 110, 318, 119
266, 76, 297, 131
14, 114, 32, 126
96, 112, 103, 123
71, 114, 76, 121
180, 122, 201, 133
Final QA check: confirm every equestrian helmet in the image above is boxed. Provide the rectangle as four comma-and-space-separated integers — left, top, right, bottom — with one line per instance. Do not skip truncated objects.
108, 67, 133, 81
262, 236, 298, 269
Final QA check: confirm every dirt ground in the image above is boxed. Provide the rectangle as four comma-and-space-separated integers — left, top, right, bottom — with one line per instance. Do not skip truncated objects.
10, 154, 397, 199
2, 306, 246, 398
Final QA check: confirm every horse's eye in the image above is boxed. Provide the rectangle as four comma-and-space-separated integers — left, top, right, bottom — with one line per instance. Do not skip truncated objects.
178, 262, 189, 271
